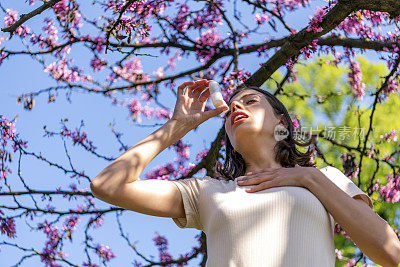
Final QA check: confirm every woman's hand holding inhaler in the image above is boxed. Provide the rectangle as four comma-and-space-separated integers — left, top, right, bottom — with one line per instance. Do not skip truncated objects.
170, 79, 229, 130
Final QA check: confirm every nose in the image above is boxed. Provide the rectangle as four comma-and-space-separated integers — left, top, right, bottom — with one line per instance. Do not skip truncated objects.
230, 100, 243, 114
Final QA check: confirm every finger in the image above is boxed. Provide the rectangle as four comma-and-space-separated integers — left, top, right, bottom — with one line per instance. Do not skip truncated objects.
237, 176, 272, 185
240, 172, 277, 183
179, 81, 195, 96
188, 83, 202, 98
198, 88, 210, 102
246, 180, 277, 193
201, 105, 229, 122
191, 80, 209, 98
246, 168, 277, 176
192, 84, 205, 98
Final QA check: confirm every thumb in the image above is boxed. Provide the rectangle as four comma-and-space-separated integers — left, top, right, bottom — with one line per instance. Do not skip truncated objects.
202, 105, 229, 121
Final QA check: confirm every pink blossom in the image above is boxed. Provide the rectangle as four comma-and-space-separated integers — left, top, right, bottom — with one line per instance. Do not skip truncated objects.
109, 58, 149, 83
38, 220, 62, 266
90, 57, 107, 71
90, 37, 106, 53
129, 98, 142, 122
348, 60, 366, 99
153, 67, 165, 79
334, 248, 343, 260
221, 69, 252, 101
254, 13, 270, 25
292, 118, 300, 128
196, 149, 209, 161
44, 58, 93, 83
306, 2, 336, 33
95, 244, 116, 262
170, 140, 191, 162
340, 153, 359, 179
173, 3, 191, 33
380, 129, 398, 142
0, 210, 16, 238
53, 0, 83, 29
379, 173, 400, 203
344, 258, 356, 267
0, 115, 28, 180
195, 30, 222, 63
146, 163, 175, 180
380, 78, 399, 101
153, 232, 173, 265
4, 9, 31, 37
56, 124, 97, 152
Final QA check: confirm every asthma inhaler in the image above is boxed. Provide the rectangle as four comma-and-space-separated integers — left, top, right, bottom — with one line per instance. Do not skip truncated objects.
208, 81, 228, 114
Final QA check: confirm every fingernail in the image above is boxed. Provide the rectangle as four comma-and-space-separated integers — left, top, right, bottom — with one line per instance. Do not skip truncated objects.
246, 172, 253, 175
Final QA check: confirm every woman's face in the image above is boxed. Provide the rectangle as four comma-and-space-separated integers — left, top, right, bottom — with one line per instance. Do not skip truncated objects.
224, 89, 282, 150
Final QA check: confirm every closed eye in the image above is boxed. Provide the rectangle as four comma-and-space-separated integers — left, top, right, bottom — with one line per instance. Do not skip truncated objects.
224, 99, 257, 118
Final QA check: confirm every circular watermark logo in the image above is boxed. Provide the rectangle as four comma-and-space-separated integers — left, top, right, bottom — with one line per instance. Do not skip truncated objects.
274, 124, 289, 141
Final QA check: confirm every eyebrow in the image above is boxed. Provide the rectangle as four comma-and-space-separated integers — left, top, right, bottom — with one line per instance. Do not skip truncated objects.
228, 93, 260, 105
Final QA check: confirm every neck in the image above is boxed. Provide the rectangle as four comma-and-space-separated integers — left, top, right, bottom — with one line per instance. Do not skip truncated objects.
235, 136, 282, 173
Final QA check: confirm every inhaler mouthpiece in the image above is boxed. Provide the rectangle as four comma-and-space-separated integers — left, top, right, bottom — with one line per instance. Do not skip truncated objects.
209, 81, 228, 114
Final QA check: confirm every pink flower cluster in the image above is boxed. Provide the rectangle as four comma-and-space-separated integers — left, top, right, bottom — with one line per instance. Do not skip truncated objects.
59, 125, 97, 152
1, 115, 28, 180
171, 0, 223, 32
379, 173, 400, 204
167, 51, 182, 70
88, 216, 104, 229
195, 30, 223, 63
306, 1, 336, 33
152, 232, 173, 266
0, 210, 16, 238
37, 220, 62, 266
380, 129, 398, 142
145, 162, 175, 180
90, 57, 107, 72
254, 13, 271, 25
127, 98, 171, 123
62, 215, 80, 233
53, 0, 83, 29
278, 0, 311, 12
173, 163, 196, 177
196, 149, 209, 161
299, 39, 318, 60
95, 244, 116, 262
292, 118, 300, 128
88, 36, 107, 53
340, 153, 359, 179
173, 3, 191, 33
170, 140, 191, 162
380, 78, 399, 101
4, 9, 31, 37
348, 60, 366, 100
221, 69, 252, 101
108, 57, 149, 83
44, 58, 93, 83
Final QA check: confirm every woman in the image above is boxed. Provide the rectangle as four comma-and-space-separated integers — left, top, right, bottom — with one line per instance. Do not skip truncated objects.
90, 79, 399, 267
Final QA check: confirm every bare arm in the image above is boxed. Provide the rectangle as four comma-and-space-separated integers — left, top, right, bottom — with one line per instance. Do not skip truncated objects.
90, 119, 191, 216
90, 79, 228, 218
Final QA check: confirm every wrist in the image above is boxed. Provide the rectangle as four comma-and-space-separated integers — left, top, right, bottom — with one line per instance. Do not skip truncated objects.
301, 167, 319, 189
168, 118, 192, 131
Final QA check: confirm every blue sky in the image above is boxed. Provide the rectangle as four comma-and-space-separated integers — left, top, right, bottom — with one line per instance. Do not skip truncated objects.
0, 0, 387, 266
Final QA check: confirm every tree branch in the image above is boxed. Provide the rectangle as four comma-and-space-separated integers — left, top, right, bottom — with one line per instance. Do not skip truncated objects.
1, 0, 63, 37
244, 1, 354, 87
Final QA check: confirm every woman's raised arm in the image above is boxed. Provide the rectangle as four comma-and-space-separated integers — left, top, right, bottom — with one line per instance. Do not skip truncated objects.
90, 79, 228, 218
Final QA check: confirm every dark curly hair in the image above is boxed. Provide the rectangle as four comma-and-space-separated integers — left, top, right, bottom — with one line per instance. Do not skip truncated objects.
216, 84, 316, 181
